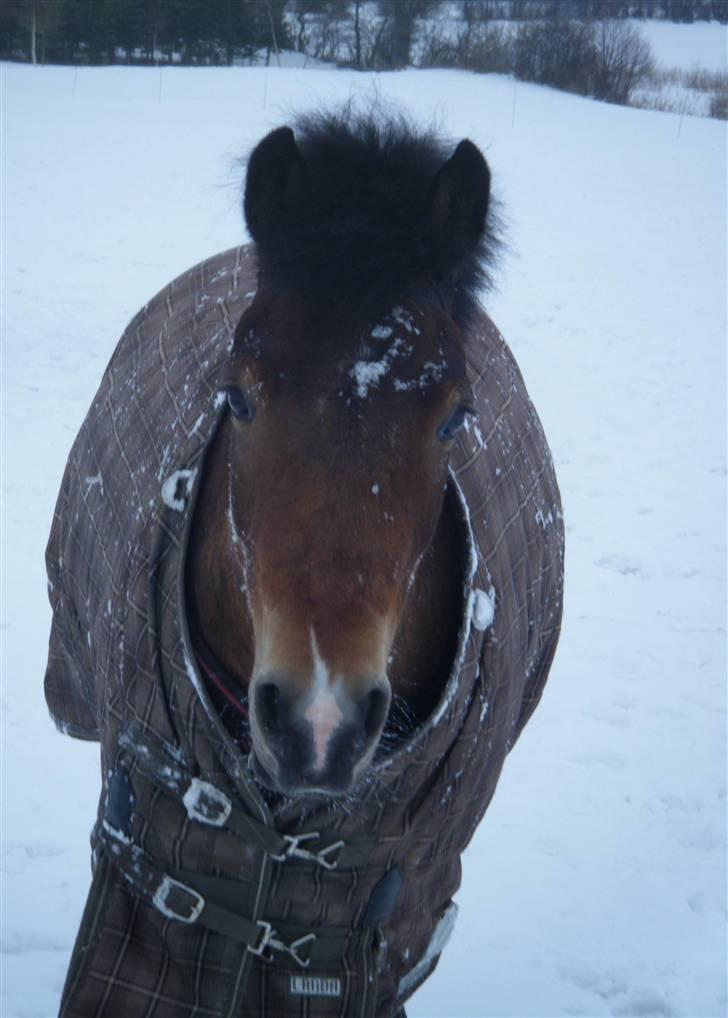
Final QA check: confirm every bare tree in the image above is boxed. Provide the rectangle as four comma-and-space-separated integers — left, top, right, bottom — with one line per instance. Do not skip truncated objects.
286, 0, 349, 64
143, 0, 170, 63
463, 0, 500, 22
353, 0, 363, 67
265, 0, 280, 61
287, 0, 314, 52
359, 8, 391, 68
285, 0, 332, 53
341, 2, 391, 70
514, 18, 594, 93
592, 20, 654, 103
377, 0, 437, 68
6, 0, 60, 63
419, 19, 513, 74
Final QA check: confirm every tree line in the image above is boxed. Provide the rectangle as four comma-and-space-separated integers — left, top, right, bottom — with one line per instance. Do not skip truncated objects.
1, 1, 726, 69
1, 1, 288, 66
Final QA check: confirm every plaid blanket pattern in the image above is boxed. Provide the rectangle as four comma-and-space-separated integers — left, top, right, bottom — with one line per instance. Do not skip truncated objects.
44, 246, 564, 1017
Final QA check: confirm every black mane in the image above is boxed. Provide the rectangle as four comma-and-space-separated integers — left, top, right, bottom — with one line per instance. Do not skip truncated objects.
244, 105, 500, 328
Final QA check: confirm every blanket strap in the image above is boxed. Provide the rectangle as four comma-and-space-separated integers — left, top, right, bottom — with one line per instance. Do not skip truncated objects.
98, 821, 350, 969
118, 723, 376, 869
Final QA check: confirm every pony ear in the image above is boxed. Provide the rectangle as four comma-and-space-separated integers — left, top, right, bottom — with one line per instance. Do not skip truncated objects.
244, 126, 307, 242
419, 139, 491, 277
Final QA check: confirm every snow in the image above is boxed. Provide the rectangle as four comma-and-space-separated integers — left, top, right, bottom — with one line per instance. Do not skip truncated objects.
161, 468, 197, 511
391, 306, 421, 334
82, 472, 103, 495
535, 506, 555, 530
471, 586, 496, 632
392, 358, 447, 393
2, 59, 726, 1018
351, 357, 392, 398
636, 18, 727, 73
399, 902, 459, 998
351, 336, 412, 398
100, 818, 131, 848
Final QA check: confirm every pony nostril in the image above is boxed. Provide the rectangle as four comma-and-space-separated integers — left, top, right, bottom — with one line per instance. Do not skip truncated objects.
255, 681, 282, 735
363, 686, 390, 738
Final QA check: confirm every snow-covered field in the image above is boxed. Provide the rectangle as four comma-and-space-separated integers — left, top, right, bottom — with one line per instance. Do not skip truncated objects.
637, 17, 727, 72
627, 19, 727, 118
2, 60, 726, 1018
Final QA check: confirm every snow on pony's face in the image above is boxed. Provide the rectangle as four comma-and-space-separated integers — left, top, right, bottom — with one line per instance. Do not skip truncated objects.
220, 296, 473, 796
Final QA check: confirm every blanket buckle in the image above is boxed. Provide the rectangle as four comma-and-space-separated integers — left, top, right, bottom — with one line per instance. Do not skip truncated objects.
153, 875, 205, 924
248, 919, 275, 959
285, 933, 316, 969
182, 778, 232, 827
315, 839, 345, 870
249, 921, 316, 969
272, 832, 345, 870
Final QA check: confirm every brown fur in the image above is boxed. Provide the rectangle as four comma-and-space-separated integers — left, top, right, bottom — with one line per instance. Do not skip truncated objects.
186, 296, 467, 785
187, 415, 463, 725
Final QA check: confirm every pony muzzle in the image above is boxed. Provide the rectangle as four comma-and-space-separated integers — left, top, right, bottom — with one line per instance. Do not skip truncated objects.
248, 671, 391, 796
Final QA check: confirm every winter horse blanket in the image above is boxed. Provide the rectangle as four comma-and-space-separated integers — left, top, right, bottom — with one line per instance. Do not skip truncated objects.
45, 245, 564, 1017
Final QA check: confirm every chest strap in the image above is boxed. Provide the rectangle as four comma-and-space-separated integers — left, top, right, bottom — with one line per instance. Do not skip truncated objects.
118, 723, 376, 870
98, 819, 351, 969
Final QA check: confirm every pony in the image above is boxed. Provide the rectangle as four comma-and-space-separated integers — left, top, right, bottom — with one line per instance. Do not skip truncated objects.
189, 108, 497, 797
45, 106, 564, 1018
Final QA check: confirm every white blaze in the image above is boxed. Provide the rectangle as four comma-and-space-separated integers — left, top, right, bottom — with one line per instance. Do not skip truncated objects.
304, 628, 343, 771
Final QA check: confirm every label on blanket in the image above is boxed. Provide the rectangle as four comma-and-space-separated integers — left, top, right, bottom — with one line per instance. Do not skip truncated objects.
289, 975, 342, 998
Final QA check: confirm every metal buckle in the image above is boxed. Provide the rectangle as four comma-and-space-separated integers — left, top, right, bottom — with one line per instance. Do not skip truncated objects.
270, 832, 320, 863
152, 876, 205, 924
271, 832, 345, 870
248, 920, 275, 958
315, 840, 345, 870
284, 933, 316, 969
182, 778, 232, 828
248, 922, 316, 969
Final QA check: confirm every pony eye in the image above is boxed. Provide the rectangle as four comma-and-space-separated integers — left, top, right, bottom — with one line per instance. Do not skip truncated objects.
438, 405, 471, 443
223, 386, 255, 423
